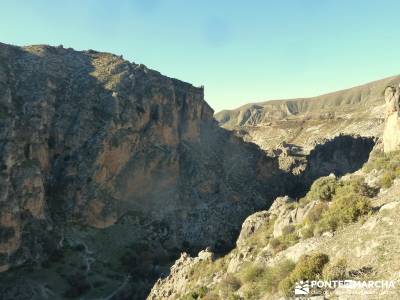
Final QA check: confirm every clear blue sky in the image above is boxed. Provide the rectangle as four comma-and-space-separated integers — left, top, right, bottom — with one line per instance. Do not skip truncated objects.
1, 0, 400, 112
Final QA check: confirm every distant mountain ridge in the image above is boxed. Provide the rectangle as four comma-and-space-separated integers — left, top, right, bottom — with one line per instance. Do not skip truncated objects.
216, 75, 399, 128
215, 75, 400, 152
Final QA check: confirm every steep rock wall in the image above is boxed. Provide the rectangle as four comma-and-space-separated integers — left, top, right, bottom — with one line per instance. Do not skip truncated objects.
383, 84, 400, 153
0, 43, 290, 275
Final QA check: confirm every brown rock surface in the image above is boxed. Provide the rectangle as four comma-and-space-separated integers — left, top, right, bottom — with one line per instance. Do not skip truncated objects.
0, 43, 294, 299
383, 84, 400, 152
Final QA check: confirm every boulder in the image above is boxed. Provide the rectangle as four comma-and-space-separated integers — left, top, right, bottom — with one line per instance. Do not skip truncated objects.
270, 196, 316, 238
236, 210, 270, 247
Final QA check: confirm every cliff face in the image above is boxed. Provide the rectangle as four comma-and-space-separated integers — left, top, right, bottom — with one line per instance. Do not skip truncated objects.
383, 84, 400, 152
0, 43, 295, 299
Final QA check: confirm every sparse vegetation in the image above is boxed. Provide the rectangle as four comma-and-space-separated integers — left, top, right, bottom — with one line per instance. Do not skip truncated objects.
315, 192, 370, 234
240, 264, 264, 283
363, 150, 400, 189
219, 274, 241, 293
305, 202, 328, 223
188, 256, 228, 284
300, 224, 315, 239
282, 224, 295, 235
242, 216, 276, 249
189, 153, 396, 300
182, 286, 209, 300
299, 175, 373, 235
239, 259, 295, 299
350, 176, 379, 197
279, 253, 329, 297
323, 258, 348, 280
269, 229, 299, 254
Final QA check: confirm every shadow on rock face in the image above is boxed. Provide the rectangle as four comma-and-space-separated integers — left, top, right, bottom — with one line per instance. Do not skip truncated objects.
287, 135, 376, 198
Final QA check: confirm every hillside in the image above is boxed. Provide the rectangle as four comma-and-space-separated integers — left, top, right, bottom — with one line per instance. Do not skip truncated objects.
215, 76, 400, 152
148, 147, 400, 300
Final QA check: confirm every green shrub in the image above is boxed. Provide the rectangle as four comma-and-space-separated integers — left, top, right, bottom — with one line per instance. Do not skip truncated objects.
261, 260, 296, 293
316, 193, 370, 234
278, 276, 293, 298
304, 177, 373, 235
323, 258, 347, 280
279, 253, 329, 297
300, 225, 314, 239
240, 265, 264, 283
307, 176, 338, 202
380, 172, 395, 189
240, 260, 295, 299
182, 286, 209, 300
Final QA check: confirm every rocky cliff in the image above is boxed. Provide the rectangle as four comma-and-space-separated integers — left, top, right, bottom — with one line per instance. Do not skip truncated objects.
0, 43, 297, 299
383, 84, 400, 152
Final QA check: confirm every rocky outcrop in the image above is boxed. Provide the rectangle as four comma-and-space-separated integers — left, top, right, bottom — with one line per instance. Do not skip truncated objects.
383, 84, 400, 152
269, 196, 316, 238
0, 43, 298, 299
236, 210, 271, 247
148, 249, 215, 300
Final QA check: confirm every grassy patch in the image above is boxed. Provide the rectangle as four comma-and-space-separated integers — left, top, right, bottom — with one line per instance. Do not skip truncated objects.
269, 230, 299, 254
323, 258, 348, 281
363, 150, 400, 189
242, 216, 276, 249
239, 259, 295, 299
300, 225, 315, 239
279, 253, 329, 297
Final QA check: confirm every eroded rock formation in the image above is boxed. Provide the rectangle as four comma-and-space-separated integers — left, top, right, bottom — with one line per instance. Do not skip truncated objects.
383, 84, 400, 152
